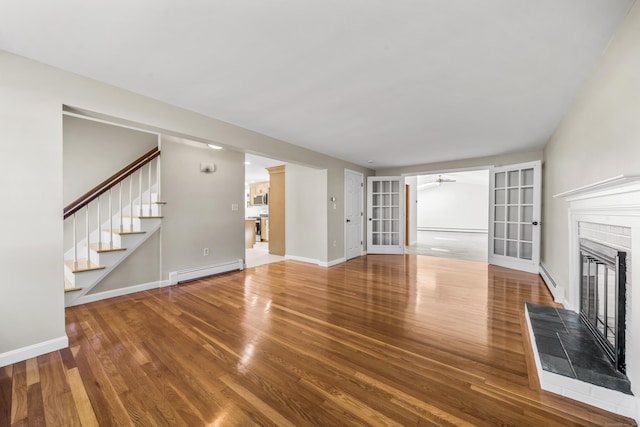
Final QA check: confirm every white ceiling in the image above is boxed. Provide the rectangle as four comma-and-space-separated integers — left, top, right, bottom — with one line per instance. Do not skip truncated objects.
245, 153, 284, 184
0, 1, 633, 169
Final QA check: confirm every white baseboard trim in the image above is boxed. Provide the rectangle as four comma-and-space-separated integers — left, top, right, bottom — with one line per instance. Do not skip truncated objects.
70, 280, 171, 306
0, 335, 68, 367
539, 262, 565, 306
169, 259, 243, 285
417, 227, 488, 234
320, 257, 347, 267
285, 254, 321, 265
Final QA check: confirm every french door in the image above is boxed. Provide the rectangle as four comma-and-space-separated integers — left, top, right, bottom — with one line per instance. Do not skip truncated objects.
489, 161, 541, 273
345, 170, 364, 260
367, 176, 404, 254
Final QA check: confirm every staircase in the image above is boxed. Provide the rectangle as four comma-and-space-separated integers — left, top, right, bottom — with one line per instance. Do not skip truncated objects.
63, 148, 164, 307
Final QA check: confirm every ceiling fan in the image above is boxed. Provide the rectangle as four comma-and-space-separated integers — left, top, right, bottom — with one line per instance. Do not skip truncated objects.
418, 174, 457, 189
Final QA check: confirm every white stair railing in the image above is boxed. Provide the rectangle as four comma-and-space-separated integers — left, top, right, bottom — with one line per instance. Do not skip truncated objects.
64, 148, 161, 271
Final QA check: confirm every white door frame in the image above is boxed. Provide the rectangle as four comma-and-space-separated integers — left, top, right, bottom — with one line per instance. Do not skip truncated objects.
344, 169, 364, 260
366, 176, 405, 254
488, 160, 542, 273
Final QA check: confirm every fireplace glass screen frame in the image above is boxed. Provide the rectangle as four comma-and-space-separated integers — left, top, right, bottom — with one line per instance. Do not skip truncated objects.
579, 238, 627, 374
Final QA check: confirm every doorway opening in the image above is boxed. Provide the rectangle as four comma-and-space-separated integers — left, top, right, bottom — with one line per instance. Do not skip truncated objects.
405, 169, 489, 262
244, 153, 285, 268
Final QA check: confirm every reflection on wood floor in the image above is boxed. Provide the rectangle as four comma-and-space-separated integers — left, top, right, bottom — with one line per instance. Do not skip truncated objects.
406, 230, 488, 262
1, 255, 635, 426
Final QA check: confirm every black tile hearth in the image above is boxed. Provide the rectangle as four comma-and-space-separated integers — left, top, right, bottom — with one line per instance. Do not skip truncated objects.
526, 303, 632, 395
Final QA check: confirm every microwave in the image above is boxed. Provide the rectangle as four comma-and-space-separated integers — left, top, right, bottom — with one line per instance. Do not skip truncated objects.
253, 194, 268, 205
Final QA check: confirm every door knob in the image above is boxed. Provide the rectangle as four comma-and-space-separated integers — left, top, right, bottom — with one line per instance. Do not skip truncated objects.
532, 221, 539, 226
346, 219, 351, 223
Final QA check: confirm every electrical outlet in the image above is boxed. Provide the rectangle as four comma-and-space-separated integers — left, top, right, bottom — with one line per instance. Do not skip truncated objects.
231, 203, 239, 211
332, 240, 336, 247
203, 248, 209, 256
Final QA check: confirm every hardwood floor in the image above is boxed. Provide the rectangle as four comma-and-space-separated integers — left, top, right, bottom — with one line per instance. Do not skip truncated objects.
1, 255, 636, 426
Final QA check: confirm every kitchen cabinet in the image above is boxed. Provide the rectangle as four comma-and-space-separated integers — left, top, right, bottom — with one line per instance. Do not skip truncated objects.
245, 219, 256, 248
266, 165, 285, 255
260, 217, 269, 242
249, 181, 269, 206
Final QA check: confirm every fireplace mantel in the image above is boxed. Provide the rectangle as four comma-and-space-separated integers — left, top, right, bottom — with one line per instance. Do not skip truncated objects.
546, 174, 640, 421
554, 174, 640, 203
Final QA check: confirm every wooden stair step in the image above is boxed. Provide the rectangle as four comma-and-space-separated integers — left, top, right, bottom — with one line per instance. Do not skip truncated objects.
106, 229, 146, 235
65, 259, 105, 273
64, 278, 82, 293
89, 243, 127, 253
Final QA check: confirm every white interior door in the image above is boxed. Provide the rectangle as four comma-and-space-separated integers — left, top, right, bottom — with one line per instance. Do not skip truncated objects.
367, 176, 404, 254
345, 170, 363, 260
489, 161, 541, 273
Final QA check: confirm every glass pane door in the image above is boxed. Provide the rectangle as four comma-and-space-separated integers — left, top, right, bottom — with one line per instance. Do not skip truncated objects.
367, 176, 403, 254
489, 161, 540, 273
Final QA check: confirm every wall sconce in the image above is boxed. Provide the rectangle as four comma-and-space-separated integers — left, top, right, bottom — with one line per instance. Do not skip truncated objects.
200, 162, 216, 173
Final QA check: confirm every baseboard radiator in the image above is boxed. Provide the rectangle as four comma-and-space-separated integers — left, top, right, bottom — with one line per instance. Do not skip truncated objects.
169, 259, 244, 285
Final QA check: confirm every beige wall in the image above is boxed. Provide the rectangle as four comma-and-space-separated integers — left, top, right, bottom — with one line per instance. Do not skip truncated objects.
160, 136, 245, 275
63, 115, 158, 205
285, 164, 328, 262
0, 49, 373, 362
542, 2, 640, 406
542, 2, 640, 293
376, 150, 542, 177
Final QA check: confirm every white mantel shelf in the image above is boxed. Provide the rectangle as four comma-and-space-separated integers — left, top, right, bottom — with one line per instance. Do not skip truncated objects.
554, 175, 640, 201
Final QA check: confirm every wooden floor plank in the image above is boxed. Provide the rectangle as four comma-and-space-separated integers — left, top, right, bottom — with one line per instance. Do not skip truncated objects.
9, 362, 26, 425
1, 255, 637, 426
0, 365, 13, 426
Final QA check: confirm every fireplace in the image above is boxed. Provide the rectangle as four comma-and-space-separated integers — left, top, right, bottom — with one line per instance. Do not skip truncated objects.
547, 175, 640, 421
579, 237, 627, 373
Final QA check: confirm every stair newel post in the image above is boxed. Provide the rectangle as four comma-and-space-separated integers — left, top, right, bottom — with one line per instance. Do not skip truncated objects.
119, 181, 123, 232
73, 213, 78, 267
148, 161, 153, 216
97, 195, 102, 249
85, 204, 90, 263
156, 155, 161, 212
129, 175, 134, 230
138, 168, 143, 216
109, 188, 113, 249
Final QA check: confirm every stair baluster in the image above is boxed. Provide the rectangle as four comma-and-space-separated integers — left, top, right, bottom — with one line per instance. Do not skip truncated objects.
156, 156, 162, 210
97, 195, 102, 249
119, 181, 123, 232
129, 175, 134, 230
148, 162, 153, 216
139, 169, 143, 216
73, 213, 78, 267
85, 205, 90, 263
109, 188, 113, 248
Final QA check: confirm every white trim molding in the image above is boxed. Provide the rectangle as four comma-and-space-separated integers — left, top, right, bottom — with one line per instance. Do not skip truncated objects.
169, 259, 244, 285
320, 257, 347, 268
0, 336, 68, 368
69, 280, 171, 306
539, 262, 565, 305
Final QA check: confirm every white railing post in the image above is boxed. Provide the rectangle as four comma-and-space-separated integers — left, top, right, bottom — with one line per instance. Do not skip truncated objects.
109, 188, 113, 248
97, 195, 102, 248
129, 175, 133, 229
119, 181, 123, 231
138, 169, 143, 216
148, 162, 153, 216
156, 155, 161, 202
73, 213, 78, 266
85, 205, 90, 263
